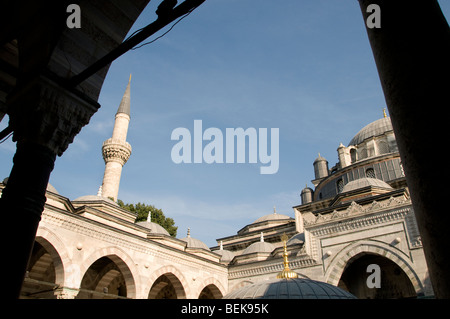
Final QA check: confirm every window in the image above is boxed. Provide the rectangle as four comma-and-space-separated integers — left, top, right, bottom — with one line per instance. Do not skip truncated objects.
337, 179, 344, 193
350, 148, 357, 163
377, 140, 389, 155
366, 168, 376, 178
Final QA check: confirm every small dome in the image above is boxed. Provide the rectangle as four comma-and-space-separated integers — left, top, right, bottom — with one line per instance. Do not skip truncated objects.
136, 220, 170, 236
349, 117, 393, 146
214, 241, 236, 262
2, 177, 59, 195
287, 233, 305, 246
313, 153, 327, 164
301, 186, 313, 194
180, 229, 210, 251
215, 249, 236, 263
342, 177, 393, 193
242, 233, 275, 255
73, 195, 119, 206
252, 212, 293, 224
224, 278, 356, 299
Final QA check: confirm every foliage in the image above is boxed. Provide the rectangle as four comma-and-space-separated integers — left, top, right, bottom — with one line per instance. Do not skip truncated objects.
117, 200, 177, 237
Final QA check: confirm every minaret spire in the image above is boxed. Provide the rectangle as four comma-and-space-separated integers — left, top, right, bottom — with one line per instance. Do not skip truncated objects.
101, 75, 132, 202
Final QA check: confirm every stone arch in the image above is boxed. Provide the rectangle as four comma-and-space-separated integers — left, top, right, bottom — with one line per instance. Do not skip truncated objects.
325, 240, 423, 294
35, 226, 71, 286
145, 265, 189, 299
78, 246, 138, 299
197, 277, 226, 299
21, 229, 69, 298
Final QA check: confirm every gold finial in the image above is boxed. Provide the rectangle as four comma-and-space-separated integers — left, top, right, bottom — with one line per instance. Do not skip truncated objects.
276, 233, 298, 279
129, 73, 132, 82
273, 206, 277, 214
383, 108, 387, 118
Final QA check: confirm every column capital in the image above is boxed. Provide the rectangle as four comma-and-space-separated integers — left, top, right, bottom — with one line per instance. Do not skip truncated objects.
6, 75, 100, 156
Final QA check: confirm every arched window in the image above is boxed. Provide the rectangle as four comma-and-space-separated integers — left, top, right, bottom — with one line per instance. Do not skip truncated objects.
350, 148, 357, 163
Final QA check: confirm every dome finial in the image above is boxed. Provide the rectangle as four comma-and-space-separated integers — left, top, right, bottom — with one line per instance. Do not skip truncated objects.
220, 241, 223, 250
147, 211, 151, 223
383, 107, 387, 118
260, 232, 264, 242
97, 185, 102, 197
276, 233, 299, 279
273, 206, 277, 215
187, 227, 191, 238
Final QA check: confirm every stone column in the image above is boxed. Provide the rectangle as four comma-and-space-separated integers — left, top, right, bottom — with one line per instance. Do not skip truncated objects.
358, 0, 450, 298
0, 75, 99, 298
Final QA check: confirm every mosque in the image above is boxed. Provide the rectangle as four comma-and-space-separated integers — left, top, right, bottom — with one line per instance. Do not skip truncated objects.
0, 77, 433, 299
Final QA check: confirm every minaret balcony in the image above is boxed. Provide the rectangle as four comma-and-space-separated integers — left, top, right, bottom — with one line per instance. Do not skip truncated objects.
102, 138, 132, 165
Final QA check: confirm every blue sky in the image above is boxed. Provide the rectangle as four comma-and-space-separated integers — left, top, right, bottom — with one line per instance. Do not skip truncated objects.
2, 1, 450, 247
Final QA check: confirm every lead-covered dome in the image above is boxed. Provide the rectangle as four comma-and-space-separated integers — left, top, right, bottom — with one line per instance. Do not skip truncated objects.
73, 194, 119, 206
180, 228, 210, 251
349, 117, 393, 146
342, 177, 393, 193
136, 219, 170, 236
242, 233, 275, 255
224, 278, 356, 299
252, 212, 293, 224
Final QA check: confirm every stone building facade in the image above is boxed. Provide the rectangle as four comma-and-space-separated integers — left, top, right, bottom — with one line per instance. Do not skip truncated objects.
1, 78, 433, 298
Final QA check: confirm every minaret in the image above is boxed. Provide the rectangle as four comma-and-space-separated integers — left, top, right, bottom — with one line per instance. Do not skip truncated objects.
101, 75, 132, 202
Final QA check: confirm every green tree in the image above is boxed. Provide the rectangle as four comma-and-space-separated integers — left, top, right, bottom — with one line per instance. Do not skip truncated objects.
118, 200, 177, 237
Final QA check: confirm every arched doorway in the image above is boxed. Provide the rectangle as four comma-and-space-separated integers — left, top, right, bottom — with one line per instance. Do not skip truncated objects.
77, 256, 130, 299
148, 273, 186, 299
20, 240, 61, 299
338, 253, 416, 299
198, 284, 223, 299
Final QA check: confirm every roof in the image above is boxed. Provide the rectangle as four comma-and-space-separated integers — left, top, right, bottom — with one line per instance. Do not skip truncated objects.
224, 278, 356, 299
180, 229, 210, 251
242, 233, 275, 255
214, 249, 236, 262
242, 241, 275, 255
348, 117, 393, 146
116, 74, 131, 116
342, 177, 393, 193
72, 195, 119, 206
252, 212, 293, 224
136, 220, 170, 236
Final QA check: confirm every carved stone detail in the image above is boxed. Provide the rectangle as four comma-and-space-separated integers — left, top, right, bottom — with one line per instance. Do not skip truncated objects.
7, 75, 100, 156
102, 138, 132, 165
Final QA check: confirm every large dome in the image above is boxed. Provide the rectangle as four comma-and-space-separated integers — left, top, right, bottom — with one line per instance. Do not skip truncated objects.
224, 278, 356, 299
348, 117, 393, 146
